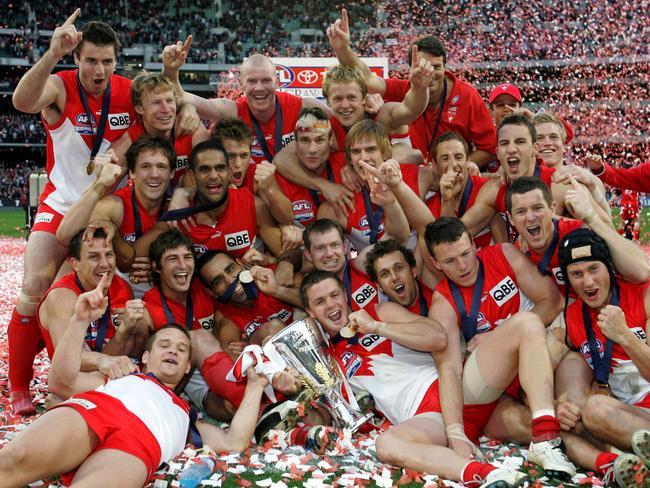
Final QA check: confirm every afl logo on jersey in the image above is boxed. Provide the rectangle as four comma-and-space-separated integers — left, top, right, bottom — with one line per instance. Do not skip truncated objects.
275, 64, 295, 88
124, 233, 137, 243
293, 200, 314, 222
75, 113, 95, 135
579, 339, 603, 360
476, 312, 492, 333
192, 244, 208, 255
359, 216, 370, 230
76, 113, 96, 125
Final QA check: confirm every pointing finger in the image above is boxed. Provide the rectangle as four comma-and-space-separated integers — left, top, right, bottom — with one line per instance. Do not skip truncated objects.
183, 35, 193, 53
63, 8, 81, 26
411, 45, 419, 69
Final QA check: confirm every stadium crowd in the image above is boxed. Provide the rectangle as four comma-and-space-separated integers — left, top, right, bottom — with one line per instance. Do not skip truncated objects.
0, 3, 649, 488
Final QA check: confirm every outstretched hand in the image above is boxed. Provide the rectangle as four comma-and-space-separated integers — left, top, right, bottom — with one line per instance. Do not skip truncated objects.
73, 272, 110, 324
50, 9, 83, 59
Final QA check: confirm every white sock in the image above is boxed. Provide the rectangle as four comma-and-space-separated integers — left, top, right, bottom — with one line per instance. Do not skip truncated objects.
531, 408, 556, 419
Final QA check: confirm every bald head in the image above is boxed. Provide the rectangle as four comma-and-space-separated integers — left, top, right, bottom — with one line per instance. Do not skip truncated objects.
241, 54, 276, 80
240, 54, 278, 117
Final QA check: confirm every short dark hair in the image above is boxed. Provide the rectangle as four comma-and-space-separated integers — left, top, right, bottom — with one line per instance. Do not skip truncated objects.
76, 22, 121, 58
212, 118, 253, 147
303, 218, 345, 250
149, 230, 195, 284
409, 36, 447, 65
364, 239, 416, 282
144, 324, 191, 353
125, 135, 176, 173
506, 176, 552, 213
195, 249, 231, 288
70, 227, 109, 260
299, 270, 344, 309
497, 114, 537, 143
189, 139, 228, 171
431, 131, 469, 164
424, 217, 470, 257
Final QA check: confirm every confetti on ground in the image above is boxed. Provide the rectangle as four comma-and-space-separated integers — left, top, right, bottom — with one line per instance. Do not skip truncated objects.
0, 237, 645, 487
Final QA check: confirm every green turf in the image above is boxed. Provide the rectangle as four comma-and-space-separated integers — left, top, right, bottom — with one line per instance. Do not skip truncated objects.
0, 207, 28, 238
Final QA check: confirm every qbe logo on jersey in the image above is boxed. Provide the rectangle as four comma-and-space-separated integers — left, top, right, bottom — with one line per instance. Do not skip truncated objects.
225, 230, 250, 251
109, 113, 130, 130
489, 276, 518, 307
352, 283, 377, 308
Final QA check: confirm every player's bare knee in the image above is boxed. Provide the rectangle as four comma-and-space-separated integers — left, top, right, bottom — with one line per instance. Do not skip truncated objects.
375, 431, 400, 464
582, 394, 615, 432
0, 441, 31, 475
512, 312, 545, 341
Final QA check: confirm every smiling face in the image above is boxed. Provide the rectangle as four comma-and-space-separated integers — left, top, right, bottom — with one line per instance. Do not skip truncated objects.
535, 122, 565, 168
305, 277, 350, 337
430, 232, 479, 287
72, 237, 116, 291
192, 149, 230, 204
374, 251, 419, 307
419, 53, 446, 105
305, 228, 347, 276
508, 189, 556, 253
566, 260, 611, 309
131, 148, 172, 203
142, 327, 192, 386
156, 245, 195, 296
199, 252, 247, 304
241, 61, 277, 118
327, 81, 365, 128
74, 42, 117, 97
497, 123, 538, 181
348, 135, 386, 179
136, 88, 177, 135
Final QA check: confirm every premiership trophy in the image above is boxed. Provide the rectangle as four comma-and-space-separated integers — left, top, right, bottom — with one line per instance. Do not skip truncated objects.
263, 318, 372, 433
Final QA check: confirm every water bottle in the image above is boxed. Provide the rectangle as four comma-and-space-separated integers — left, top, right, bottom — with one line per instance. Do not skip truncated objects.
178, 457, 216, 488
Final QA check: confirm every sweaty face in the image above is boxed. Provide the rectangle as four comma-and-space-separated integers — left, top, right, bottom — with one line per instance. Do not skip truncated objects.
497, 124, 537, 181
374, 251, 419, 307
305, 229, 347, 275
199, 253, 247, 304
491, 94, 521, 126
222, 138, 252, 188
305, 278, 350, 337
192, 149, 230, 204
296, 130, 330, 172
434, 139, 469, 182
535, 122, 565, 168
508, 189, 555, 253
132, 149, 172, 203
157, 246, 195, 295
566, 261, 611, 309
348, 136, 386, 180
327, 82, 365, 128
142, 327, 191, 385
430, 232, 479, 287
242, 63, 277, 116
74, 237, 116, 291
75, 42, 117, 97
137, 89, 177, 134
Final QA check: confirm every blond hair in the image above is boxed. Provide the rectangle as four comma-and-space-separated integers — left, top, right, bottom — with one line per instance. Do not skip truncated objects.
531, 112, 567, 143
345, 119, 392, 164
322, 65, 368, 100
131, 71, 177, 108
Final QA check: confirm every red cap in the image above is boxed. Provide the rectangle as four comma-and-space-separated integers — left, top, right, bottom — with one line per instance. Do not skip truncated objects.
489, 83, 523, 104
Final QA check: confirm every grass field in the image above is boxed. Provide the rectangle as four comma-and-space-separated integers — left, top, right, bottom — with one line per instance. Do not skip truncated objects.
1, 207, 649, 242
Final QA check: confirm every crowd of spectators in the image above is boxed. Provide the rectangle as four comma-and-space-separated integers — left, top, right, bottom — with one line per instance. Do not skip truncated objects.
0, 114, 46, 144
0, 160, 39, 208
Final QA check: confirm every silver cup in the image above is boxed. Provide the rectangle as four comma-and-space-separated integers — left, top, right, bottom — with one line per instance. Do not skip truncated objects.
263, 317, 372, 433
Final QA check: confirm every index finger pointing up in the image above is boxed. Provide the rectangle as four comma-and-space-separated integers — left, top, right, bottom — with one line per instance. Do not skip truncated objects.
63, 8, 81, 26
411, 45, 419, 69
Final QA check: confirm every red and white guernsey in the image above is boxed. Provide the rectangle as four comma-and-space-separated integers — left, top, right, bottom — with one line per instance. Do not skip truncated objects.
276, 152, 346, 228
95, 373, 190, 465
188, 187, 257, 259
219, 290, 294, 339
237, 91, 302, 164
566, 278, 650, 406
143, 280, 216, 331
343, 262, 381, 314
435, 245, 534, 337
332, 334, 438, 425
40, 70, 134, 215
112, 185, 161, 243
38, 272, 132, 357
127, 121, 193, 188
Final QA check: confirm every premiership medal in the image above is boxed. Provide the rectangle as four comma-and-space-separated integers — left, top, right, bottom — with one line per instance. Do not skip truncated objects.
86, 158, 95, 176
339, 325, 355, 338
239, 270, 254, 284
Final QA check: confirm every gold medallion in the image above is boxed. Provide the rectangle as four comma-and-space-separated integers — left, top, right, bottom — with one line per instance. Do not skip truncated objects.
86, 159, 95, 176
339, 325, 355, 338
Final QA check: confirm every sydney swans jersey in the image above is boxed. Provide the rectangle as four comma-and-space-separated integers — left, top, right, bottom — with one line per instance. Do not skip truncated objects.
41, 70, 134, 214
